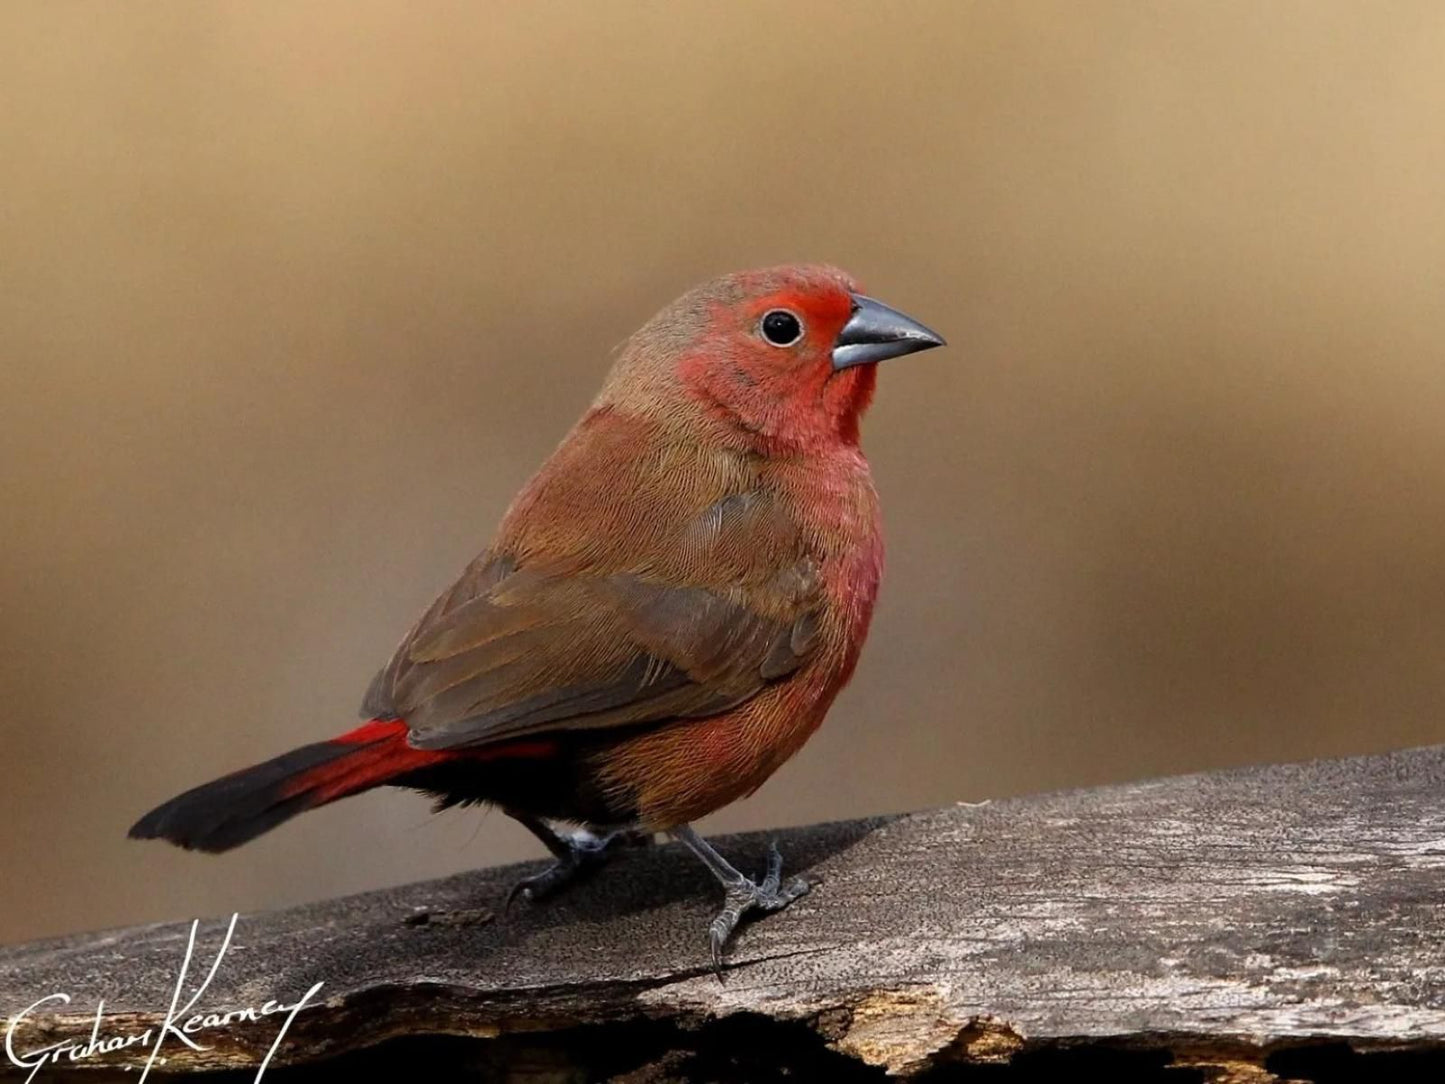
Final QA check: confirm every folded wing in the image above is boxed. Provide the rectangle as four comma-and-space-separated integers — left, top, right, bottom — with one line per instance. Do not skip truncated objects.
360, 485, 823, 752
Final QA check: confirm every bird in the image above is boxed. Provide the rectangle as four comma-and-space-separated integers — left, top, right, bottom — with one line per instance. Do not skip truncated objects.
129, 263, 945, 965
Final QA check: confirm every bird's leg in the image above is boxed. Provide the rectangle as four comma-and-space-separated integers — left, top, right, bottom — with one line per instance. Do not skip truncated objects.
670, 825, 811, 969
505, 812, 638, 910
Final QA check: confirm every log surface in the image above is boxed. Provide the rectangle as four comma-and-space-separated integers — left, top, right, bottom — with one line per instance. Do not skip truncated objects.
5, 745, 1445, 1081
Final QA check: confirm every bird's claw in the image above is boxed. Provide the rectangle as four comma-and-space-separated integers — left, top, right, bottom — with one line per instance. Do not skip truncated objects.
505, 828, 624, 913
707, 839, 811, 972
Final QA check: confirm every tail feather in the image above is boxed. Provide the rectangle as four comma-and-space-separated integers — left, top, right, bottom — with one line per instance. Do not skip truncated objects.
128, 719, 445, 853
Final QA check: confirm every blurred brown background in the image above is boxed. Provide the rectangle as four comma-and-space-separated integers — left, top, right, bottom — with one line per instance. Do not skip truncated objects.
3, 1, 1445, 946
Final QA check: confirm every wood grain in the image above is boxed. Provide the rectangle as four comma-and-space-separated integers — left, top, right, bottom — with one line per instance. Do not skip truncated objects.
6, 744, 1445, 1081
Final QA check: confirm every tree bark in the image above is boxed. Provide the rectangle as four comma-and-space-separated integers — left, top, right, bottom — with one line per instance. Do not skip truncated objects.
5, 744, 1445, 1082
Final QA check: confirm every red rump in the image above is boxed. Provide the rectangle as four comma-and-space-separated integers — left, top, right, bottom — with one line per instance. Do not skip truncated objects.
128, 717, 558, 853
282, 718, 557, 805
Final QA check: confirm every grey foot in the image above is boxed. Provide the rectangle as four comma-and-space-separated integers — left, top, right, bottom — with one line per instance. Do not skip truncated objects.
506, 829, 610, 910
706, 841, 811, 970
505, 823, 650, 911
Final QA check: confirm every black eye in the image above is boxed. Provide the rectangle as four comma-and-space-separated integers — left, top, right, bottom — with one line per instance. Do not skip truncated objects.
760, 309, 804, 347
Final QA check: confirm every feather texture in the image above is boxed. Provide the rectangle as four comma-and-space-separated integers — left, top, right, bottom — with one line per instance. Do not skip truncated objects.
132, 263, 910, 845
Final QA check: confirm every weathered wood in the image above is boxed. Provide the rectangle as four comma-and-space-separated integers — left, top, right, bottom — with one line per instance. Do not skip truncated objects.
6, 745, 1445, 1082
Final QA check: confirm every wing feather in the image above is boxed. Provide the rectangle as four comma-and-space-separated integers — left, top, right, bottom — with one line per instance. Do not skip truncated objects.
360, 456, 824, 753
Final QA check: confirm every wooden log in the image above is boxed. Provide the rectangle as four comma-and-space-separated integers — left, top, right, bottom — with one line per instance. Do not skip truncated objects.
5, 744, 1445, 1082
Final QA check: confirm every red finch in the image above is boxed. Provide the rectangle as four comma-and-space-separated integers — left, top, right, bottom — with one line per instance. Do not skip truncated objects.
130, 264, 945, 963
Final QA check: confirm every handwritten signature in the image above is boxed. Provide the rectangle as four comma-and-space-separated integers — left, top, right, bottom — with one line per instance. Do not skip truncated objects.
5, 914, 323, 1084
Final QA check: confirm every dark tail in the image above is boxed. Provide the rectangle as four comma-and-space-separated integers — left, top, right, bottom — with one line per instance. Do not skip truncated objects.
128, 719, 446, 853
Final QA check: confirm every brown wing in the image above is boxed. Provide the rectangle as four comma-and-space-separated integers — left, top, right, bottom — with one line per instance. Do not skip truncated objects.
359, 414, 823, 751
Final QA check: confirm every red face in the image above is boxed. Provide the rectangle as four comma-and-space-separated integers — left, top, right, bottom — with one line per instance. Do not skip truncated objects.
679, 267, 878, 454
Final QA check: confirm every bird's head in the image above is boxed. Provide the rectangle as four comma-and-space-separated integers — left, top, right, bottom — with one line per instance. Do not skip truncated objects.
598, 264, 945, 454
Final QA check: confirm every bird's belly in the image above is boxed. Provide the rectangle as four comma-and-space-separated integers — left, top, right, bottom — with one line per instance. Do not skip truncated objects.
590, 516, 882, 829
589, 664, 845, 830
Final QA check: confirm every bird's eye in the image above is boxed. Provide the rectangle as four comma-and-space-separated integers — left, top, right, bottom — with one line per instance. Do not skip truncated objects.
759, 309, 804, 347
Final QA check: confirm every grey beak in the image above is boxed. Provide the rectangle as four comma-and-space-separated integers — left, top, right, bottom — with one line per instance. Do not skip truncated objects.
832, 293, 946, 371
